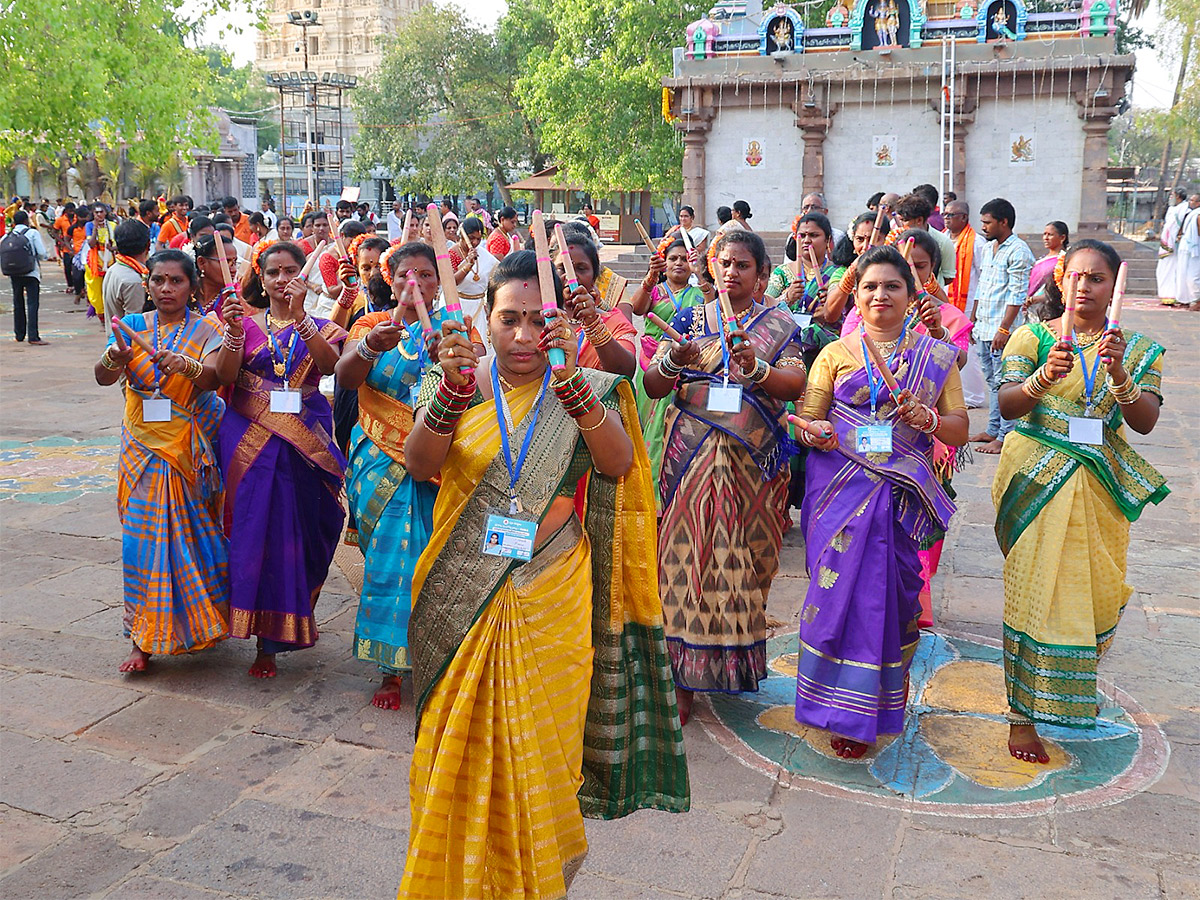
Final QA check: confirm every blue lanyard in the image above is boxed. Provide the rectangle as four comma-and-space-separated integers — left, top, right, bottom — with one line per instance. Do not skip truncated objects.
491, 360, 551, 513
266, 313, 299, 384
860, 328, 904, 419
152, 310, 190, 393
1073, 325, 1106, 415
660, 282, 682, 312
719, 307, 752, 380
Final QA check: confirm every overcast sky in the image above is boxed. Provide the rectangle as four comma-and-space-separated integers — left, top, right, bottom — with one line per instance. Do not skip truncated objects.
201, 0, 1177, 110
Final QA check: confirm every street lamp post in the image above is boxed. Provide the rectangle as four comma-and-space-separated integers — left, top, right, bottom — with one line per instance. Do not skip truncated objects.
286, 9, 321, 207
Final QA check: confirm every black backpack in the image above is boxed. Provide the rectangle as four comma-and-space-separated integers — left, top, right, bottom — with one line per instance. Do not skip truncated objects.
0, 226, 35, 277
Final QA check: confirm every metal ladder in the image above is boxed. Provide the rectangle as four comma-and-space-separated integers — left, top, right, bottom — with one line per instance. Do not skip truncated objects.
939, 37, 957, 202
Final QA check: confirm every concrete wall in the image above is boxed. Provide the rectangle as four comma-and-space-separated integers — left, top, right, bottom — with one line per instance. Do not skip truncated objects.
962, 95, 1084, 235
705, 105, 805, 232
823, 98, 942, 234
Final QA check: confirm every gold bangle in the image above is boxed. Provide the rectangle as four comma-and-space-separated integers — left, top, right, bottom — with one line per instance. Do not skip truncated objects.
584, 322, 613, 348
184, 356, 204, 380
100, 349, 121, 370
577, 408, 608, 432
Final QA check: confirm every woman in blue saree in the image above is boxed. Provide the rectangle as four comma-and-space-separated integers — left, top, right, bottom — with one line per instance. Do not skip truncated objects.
793, 245, 970, 758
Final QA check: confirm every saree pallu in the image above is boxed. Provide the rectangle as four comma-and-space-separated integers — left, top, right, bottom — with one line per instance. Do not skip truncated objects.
633, 283, 704, 493
993, 323, 1167, 727
795, 336, 959, 743
110, 314, 229, 654
219, 315, 347, 652
346, 311, 440, 673
401, 369, 688, 900
842, 303, 974, 625
659, 304, 801, 693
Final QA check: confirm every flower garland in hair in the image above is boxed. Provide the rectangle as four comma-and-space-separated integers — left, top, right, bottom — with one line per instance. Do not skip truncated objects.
379, 243, 402, 286
655, 234, 675, 258
250, 238, 277, 275
347, 233, 369, 263
706, 233, 725, 280
1052, 249, 1067, 293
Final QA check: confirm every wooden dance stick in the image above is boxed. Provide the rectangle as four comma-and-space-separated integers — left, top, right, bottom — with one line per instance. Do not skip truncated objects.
390, 271, 411, 325
867, 204, 887, 248
712, 259, 746, 350
1061, 270, 1080, 340
425, 203, 464, 323
646, 311, 684, 343
553, 223, 581, 294
300, 240, 326, 278
110, 319, 129, 352
678, 223, 695, 253
531, 210, 566, 373
401, 209, 413, 243
632, 218, 660, 256
807, 244, 828, 288
898, 236, 915, 261
1108, 261, 1128, 330
212, 229, 236, 287
411, 276, 434, 336
787, 413, 833, 440
860, 329, 902, 398
112, 316, 156, 357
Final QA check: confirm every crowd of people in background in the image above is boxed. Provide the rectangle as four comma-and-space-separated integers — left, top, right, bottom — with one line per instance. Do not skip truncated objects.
0, 176, 1171, 898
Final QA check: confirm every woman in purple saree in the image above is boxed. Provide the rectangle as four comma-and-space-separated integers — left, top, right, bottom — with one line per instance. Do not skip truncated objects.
218, 241, 347, 677
793, 245, 969, 758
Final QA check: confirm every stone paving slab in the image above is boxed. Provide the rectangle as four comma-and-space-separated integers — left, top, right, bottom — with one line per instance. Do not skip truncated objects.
1, 274, 1196, 898
2, 672, 140, 738
1, 731, 156, 820
0, 832, 150, 900
145, 799, 408, 899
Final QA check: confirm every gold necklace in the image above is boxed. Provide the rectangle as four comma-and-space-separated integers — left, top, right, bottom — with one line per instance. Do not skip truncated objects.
265, 311, 293, 377
1073, 329, 1103, 348
873, 332, 906, 358
498, 372, 516, 392
395, 326, 418, 360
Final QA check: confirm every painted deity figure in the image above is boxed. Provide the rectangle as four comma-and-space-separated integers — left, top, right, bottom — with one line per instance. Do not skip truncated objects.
772, 19, 793, 51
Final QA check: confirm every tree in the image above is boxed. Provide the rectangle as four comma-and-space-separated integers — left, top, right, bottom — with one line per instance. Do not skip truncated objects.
352, 3, 543, 200
201, 46, 281, 153
514, 0, 705, 193
0, 0, 224, 171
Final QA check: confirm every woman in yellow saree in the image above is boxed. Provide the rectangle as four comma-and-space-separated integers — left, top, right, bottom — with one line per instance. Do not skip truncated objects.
399, 250, 689, 900
994, 240, 1168, 764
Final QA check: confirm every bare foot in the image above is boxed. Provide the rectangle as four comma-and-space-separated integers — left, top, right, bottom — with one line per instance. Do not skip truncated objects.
119, 645, 151, 673
765, 613, 788, 630
831, 735, 870, 758
676, 687, 693, 726
372, 675, 403, 710
1008, 723, 1051, 764
976, 439, 1004, 455
248, 651, 277, 678
969, 431, 997, 443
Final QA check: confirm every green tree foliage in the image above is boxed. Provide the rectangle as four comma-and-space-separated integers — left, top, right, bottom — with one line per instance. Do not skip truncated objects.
0, 0, 218, 169
353, 3, 543, 198
201, 46, 281, 152
514, 0, 705, 193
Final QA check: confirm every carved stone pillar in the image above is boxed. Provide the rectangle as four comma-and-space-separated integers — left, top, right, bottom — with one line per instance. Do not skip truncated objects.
1077, 114, 1118, 238
793, 103, 837, 198
676, 96, 713, 226
1075, 69, 1121, 239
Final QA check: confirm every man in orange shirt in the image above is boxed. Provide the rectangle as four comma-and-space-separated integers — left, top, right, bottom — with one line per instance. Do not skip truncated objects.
156, 195, 192, 250
223, 195, 255, 244
53, 203, 76, 286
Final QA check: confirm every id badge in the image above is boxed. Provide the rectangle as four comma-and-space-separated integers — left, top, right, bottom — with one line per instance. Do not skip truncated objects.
481, 511, 537, 562
142, 394, 171, 422
270, 388, 302, 414
854, 424, 893, 454
707, 382, 743, 413
792, 311, 813, 328
1067, 416, 1104, 446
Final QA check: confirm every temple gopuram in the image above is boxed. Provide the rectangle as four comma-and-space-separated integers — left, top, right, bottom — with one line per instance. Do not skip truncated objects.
666, 0, 1131, 235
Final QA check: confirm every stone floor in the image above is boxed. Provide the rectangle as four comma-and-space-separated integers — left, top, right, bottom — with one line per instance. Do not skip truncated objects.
0, 272, 1196, 899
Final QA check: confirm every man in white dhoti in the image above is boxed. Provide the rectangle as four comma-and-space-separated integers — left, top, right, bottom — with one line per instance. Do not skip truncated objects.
1174, 194, 1200, 310
1157, 189, 1188, 304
